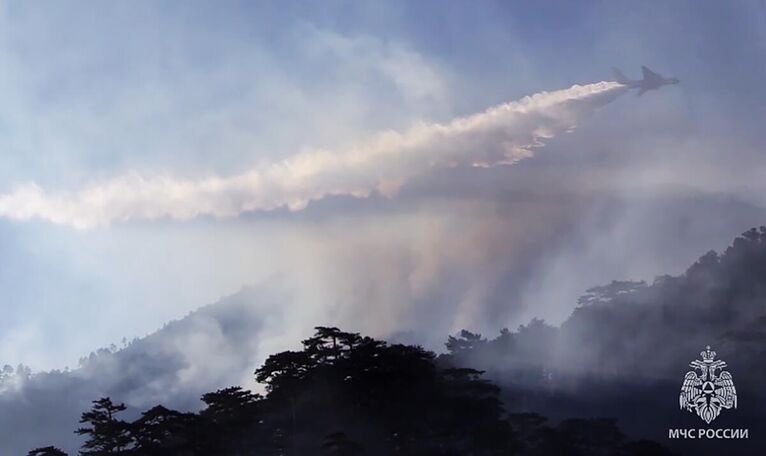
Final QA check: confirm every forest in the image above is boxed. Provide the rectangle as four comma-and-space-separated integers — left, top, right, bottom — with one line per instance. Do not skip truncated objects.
30, 226, 766, 455
29, 325, 676, 455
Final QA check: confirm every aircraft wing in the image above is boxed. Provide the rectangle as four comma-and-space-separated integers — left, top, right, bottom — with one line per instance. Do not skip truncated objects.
641, 66, 662, 82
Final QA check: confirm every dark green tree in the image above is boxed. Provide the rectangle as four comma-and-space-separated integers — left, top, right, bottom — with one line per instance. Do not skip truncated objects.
129, 405, 198, 455
75, 398, 130, 455
199, 387, 263, 454
256, 327, 519, 455
200, 386, 261, 426
445, 330, 486, 355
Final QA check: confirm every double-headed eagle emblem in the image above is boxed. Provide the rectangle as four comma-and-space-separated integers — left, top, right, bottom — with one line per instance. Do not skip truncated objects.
679, 346, 737, 424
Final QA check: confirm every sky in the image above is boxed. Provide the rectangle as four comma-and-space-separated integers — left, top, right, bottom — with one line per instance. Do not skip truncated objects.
0, 0, 764, 373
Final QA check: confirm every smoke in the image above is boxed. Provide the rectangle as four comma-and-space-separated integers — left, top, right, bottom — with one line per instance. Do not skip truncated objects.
0, 82, 626, 229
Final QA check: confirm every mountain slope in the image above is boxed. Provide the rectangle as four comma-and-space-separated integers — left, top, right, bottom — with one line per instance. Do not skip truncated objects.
2, 217, 766, 454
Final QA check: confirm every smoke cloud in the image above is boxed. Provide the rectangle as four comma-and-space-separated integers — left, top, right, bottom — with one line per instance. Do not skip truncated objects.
0, 82, 625, 229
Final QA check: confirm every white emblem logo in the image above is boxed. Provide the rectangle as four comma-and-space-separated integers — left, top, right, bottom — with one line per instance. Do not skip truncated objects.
679, 346, 737, 424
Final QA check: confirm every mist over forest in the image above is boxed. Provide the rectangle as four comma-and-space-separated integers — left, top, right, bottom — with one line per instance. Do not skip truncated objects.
0, 1, 764, 455
10, 226, 765, 455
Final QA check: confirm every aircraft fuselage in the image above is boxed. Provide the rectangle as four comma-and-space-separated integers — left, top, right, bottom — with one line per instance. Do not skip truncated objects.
613, 66, 679, 96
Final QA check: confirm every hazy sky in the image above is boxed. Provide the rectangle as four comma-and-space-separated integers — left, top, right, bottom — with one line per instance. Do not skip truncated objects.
0, 0, 764, 371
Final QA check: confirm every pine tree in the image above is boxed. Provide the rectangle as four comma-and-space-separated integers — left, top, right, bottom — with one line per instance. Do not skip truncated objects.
75, 398, 131, 455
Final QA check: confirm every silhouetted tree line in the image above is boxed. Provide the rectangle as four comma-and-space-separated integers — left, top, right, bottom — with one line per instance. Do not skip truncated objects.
32, 226, 766, 455
441, 227, 766, 386
37, 225, 766, 456
433, 227, 766, 456
29, 326, 676, 455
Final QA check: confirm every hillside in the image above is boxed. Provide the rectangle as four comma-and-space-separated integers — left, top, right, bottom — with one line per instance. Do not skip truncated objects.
444, 227, 766, 454
4, 226, 766, 454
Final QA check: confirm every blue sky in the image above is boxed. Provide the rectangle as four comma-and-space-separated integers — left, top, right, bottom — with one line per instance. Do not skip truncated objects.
0, 1, 764, 370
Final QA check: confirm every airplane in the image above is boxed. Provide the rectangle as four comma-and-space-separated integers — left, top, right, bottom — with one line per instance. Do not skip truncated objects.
612, 66, 679, 96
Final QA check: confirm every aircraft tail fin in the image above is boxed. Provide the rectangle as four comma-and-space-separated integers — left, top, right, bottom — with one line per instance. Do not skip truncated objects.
612, 67, 629, 84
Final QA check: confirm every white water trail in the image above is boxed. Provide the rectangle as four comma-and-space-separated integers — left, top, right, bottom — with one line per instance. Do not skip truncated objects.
0, 81, 626, 228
